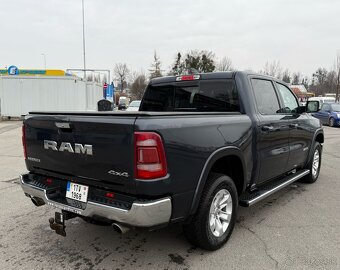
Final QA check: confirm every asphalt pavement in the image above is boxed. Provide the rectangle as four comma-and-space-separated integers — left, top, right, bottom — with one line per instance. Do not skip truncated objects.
0, 121, 339, 270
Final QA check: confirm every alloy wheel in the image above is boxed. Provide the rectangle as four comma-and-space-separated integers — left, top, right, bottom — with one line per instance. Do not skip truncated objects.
312, 149, 320, 177
209, 189, 233, 237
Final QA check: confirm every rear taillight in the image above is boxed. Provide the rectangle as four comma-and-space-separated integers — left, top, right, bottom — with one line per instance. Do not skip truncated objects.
46, 178, 53, 185
22, 125, 27, 159
134, 132, 167, 179
105, 192, 115, 199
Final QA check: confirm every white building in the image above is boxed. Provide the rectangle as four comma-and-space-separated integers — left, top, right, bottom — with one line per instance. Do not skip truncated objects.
0, 76, 103, 118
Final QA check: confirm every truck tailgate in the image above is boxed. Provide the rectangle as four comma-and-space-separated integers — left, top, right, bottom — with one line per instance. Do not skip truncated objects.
24, 114, 137, 193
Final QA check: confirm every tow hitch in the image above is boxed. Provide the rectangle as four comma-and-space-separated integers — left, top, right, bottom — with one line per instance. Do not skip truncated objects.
49, 211, 76, 237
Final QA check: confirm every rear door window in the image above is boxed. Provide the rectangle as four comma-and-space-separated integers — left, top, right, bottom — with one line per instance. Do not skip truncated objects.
140, 79, 239, 112
251, 79, 280, 115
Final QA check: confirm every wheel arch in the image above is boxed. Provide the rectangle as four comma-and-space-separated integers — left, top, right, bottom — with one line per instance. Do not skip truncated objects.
304, 128, 324, 168
315, 132, 324, 144
189, 146, 247, 215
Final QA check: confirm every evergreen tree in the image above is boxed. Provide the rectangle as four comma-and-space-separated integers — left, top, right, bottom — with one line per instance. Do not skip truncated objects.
171, 50, 216, 74
149, 51, 163, 79
172, 53, 185, 75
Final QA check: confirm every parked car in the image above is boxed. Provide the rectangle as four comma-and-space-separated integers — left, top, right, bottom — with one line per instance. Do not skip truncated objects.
118, 96, 130, 110
312, 103, 340, 127
20, 71, 323, 250
308, 96, 335, 109
126, 100, 141, 111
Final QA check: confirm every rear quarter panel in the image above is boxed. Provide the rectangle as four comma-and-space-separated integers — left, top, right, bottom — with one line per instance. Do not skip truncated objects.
134, 114, 252, 196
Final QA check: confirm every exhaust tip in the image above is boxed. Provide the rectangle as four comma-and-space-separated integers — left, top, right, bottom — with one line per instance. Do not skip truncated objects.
31, 197, 45, 207
112, 223, 130, 234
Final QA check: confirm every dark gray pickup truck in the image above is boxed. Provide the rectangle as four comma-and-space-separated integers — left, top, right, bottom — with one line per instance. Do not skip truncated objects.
20, 71, 323, 250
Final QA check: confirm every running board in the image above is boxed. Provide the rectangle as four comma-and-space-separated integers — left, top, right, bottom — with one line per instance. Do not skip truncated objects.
239, 169, 310, 207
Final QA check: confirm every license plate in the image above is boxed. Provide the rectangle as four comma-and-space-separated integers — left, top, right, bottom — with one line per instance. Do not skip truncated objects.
66, 181, 89, 203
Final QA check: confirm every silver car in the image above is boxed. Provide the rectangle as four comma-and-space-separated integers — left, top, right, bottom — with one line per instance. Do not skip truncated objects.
126, 100, 141, 111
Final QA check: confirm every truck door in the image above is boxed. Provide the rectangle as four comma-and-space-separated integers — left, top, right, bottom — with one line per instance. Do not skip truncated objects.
251, 78, 290, 184
275, 82, 313, 170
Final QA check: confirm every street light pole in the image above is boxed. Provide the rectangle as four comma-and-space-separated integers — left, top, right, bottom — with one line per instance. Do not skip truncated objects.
41, 53, 46, 70
82, 0, 86, 80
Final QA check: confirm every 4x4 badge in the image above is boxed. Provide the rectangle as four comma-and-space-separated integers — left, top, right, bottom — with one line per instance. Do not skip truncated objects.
108, 170, 129, 178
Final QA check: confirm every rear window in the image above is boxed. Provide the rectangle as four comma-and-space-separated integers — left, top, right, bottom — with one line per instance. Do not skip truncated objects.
140, 79, 239, 112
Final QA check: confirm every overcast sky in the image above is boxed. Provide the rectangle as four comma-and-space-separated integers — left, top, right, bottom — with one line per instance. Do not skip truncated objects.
1, 0, 339, 80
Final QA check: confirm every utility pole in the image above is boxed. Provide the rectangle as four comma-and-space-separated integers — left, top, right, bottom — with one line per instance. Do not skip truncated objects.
82, 0, 86, 80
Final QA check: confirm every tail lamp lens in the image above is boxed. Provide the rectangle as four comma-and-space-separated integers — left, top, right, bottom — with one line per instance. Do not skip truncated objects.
134, 132, 167, 179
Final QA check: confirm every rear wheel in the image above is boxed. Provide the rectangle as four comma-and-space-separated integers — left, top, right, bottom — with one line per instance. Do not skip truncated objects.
329, 117, 335, 127
183, 173, 238, 250
300, 142, 322, 183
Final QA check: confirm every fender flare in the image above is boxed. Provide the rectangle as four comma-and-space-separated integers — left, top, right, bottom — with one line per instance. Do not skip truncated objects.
189, 146, 247, 215
305, 128, 324, 166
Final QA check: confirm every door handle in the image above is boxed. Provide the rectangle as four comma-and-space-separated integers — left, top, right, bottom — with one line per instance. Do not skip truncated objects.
289, 123, 299, 128
262, 125, 274, 131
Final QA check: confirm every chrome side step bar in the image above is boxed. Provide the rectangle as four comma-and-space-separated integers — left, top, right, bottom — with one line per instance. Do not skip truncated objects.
239, 169, 310, 207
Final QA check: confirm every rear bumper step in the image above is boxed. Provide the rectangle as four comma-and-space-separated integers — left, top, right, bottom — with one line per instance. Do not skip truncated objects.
239, 169, 310, 207
19, 174, 172, 227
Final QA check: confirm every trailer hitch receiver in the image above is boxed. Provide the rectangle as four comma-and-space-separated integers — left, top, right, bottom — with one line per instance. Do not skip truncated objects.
49, 211, 76, 237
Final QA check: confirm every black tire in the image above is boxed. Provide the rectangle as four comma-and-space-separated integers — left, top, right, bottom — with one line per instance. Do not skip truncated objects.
329, 117, 335, 127
183, 173, 238, 251
300, 142, 322, 183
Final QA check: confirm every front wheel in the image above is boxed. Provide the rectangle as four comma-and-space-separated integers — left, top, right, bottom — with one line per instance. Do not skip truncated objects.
329, 117, 335, 127
183, 173, 238, 250
301, 142, 322, 183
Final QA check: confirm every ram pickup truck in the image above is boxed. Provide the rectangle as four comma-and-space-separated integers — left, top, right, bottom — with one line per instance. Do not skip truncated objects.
20, 71, 323, 250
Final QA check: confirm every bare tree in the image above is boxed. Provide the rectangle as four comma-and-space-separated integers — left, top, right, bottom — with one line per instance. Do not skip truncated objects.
217, 57, 234, 71
261, 60, 282, 79
131, 72, 148, 100
94, 73, 101, 83
114, 63, 130, 92
102, 74, 108, 84
86, 73, 93, 82
310, 68, 328, 96
281, 69, 291, 83
292, 72, 302, 85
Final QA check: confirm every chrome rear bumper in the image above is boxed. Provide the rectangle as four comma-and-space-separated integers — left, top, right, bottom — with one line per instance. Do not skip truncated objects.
20, 174, 172, 227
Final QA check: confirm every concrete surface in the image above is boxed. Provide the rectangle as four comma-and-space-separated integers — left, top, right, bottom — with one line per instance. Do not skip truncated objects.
0, 121, 339, 270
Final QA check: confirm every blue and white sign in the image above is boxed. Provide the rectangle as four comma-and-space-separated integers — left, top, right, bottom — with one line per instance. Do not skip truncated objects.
8, 65, 19, 75
106, 85, 113, 98
105, 83, 114, 102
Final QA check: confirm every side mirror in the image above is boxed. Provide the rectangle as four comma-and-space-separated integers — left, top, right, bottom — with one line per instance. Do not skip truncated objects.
306, 101, 319, 113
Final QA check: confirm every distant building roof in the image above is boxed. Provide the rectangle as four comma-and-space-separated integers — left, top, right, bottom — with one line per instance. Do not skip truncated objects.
290, 84, 307, 93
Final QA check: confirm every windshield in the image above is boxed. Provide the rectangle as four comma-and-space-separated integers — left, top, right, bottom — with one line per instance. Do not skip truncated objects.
130, 101, 141, 107
331, 104, 340, 111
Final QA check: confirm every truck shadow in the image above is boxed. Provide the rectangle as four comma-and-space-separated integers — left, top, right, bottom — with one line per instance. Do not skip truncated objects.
12, 182, 311, 270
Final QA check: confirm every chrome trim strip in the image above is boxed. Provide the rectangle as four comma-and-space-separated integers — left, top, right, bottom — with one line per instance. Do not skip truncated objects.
19, 174, 171, 227
55, 122, 71, 129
